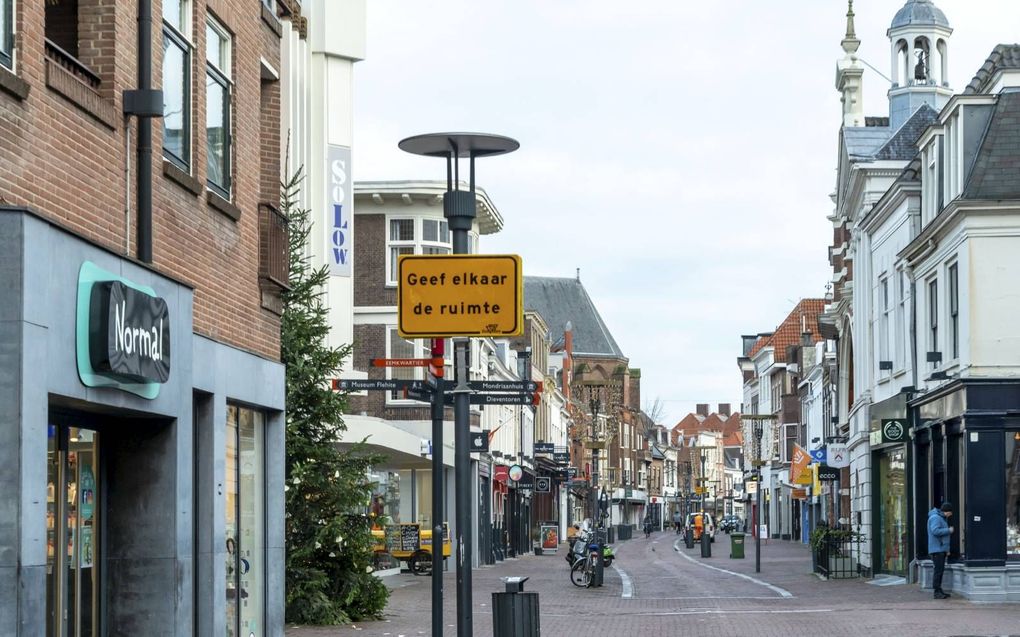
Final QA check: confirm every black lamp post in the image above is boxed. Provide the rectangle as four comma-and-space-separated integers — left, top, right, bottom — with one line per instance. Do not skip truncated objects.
753, 419, 765, 574
398, 132, 519, 637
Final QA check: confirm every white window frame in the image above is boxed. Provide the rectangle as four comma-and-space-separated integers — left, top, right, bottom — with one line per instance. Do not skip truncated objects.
879, 275, 891, 376
162, 0, 192, 171
948, 261, 959, 361
896, 271, 907, 371
385, 216, 453, 286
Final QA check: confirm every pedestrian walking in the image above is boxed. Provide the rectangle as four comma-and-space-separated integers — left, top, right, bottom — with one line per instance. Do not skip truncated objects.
673, 511, 683, 535
928, 501, 955, 599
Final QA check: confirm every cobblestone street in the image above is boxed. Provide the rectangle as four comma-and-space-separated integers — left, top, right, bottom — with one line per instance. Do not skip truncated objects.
287, 532, 1020, 637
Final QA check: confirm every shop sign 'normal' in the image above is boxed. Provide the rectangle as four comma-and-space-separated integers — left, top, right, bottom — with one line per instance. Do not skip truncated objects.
397, 254, 523, 338
89, 281, 171, 383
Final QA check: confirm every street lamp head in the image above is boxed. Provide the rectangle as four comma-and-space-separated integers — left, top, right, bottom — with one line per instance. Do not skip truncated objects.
398, 132, 520, 159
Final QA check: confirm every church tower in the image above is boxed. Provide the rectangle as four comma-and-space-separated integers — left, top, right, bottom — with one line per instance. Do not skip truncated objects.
836, 0, 864, 128
887, 0, 954, 129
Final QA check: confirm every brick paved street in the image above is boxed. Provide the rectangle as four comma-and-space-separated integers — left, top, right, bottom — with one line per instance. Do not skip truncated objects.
287, 532, 1020, 637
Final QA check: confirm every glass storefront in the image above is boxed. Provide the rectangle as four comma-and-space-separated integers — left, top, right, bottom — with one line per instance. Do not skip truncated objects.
1007, 431, 1020, 559
47, 425, 100, 637
226, 405, 266, 637
876, 448, 908, 575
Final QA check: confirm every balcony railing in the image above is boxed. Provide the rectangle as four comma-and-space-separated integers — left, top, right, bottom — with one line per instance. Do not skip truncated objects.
259, 203, 290, 289
44, 39, 101, 91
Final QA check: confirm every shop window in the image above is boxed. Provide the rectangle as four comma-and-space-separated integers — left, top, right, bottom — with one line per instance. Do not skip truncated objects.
1, 0, 12, 70
46, 425, 101, 637
225, 405, 266, 637
206, 15, 232, 198
162, 0, 192, 171
1007, 431, 1020, 560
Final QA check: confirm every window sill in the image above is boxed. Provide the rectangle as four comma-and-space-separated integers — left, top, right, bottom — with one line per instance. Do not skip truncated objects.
261, 3, 283, 37
0, 64, 30, 100
207, 190, 241, 221
163, 160, 202, 196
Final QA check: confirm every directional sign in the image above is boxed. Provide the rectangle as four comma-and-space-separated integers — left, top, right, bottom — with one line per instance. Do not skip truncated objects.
397, 254, 523, 338
466, 380, 541, 393
535, 477, 551, 493
470, 393, 536, 406
372, 357, 437, 368
534, 442, 555, 454
404, 386, 431, 402
469, 431, 489, 453
333, 378, 427, 392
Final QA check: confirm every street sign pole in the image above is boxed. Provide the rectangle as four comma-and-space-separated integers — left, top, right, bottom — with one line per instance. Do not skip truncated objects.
429, 339, 445, 637
400, 132, 519, 637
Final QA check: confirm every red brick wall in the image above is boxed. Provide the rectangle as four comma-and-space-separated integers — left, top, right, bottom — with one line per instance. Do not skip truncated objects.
0, 0, 284, 361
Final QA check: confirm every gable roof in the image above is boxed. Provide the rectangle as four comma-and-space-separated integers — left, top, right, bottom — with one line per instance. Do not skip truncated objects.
843, 126, 892, 160
965, 44, 1020, 95
747, 299, 826, 363
524, 276, 625, 358
962, 91, 1020, 201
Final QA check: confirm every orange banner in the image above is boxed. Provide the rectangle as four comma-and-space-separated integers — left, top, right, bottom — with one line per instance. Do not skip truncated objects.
792, 444, 813, 485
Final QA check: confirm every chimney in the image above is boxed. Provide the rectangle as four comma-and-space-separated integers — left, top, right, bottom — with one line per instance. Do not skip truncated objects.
801, 331, 813, 347
696, 404, 709, 417
718, 403, 731, 417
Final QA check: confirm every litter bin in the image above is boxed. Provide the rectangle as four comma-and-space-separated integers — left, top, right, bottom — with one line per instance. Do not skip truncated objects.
700, 530, 712, 558
607, 526, 616, 544
492, 577, 540, 637
684, 528, 694, 549
730, 532, 746, 559
617, 524, 632, 541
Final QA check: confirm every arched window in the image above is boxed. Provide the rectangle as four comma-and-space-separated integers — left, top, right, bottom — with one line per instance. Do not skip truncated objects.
894, 39, 909, 88
937, 39, 949, 86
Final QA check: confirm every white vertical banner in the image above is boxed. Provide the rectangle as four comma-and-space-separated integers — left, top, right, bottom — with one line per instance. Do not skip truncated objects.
326, 145, 352, 276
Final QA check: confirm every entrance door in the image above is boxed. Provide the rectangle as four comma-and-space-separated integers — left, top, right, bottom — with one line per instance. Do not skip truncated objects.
47, 425, 100, 637
877, 448, 907, 575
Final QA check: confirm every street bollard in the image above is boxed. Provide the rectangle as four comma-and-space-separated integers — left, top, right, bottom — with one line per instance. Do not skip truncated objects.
684, 528, 694, 549
492, 577, 540, 637
700, 530, 712, 558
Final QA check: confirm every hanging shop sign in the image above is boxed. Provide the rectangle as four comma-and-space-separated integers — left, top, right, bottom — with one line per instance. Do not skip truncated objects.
827, 443, 850, 468
791, 444, 813, 485
534, 442, 555, 454
817, 465, 840, 481
535, 477, 551, 493
881, 419, 907, 444
809, 447, 827, 464
397, 254, 523, 338
326, 144, 352, 277
77, 262, 170, 399
469, 431, 489, 453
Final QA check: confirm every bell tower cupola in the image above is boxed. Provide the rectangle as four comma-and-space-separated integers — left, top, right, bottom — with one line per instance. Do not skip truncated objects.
887, 0, 954, 129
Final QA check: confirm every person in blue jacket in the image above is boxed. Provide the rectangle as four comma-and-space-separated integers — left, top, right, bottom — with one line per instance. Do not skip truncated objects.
927, 501, 955, 599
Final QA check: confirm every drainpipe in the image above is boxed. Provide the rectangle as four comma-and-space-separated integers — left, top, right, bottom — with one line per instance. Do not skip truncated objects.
123, 0, 164, 264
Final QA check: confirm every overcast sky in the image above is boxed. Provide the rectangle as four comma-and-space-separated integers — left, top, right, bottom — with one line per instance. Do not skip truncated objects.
353, 0, 1020, 426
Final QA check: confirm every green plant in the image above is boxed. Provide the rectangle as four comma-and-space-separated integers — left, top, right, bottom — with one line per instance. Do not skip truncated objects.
281, 166, 389, 625
810, 527, 860, 556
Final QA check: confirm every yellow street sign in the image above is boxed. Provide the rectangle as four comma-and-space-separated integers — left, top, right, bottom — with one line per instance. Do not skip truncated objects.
695, 487, 707, 495
397, 254, 523, 338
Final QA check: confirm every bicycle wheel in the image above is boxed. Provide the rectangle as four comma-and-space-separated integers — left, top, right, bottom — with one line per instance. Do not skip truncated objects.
570, 558, 590, 587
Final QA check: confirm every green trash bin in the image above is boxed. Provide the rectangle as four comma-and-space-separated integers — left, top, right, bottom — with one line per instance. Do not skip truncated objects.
729, 532, 746, 559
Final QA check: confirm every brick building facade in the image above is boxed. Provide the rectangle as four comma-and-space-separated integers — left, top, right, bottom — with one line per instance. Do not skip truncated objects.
0, 1, 298, 634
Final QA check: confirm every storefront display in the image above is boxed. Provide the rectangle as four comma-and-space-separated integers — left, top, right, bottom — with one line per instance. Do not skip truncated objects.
877, 449, 907, 575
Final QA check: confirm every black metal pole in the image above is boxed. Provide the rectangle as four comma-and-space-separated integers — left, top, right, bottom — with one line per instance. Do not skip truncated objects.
450, 151, 475, 637
430, 341, 445, 637
756, 427, 763, 574
136, 0, 153, 263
